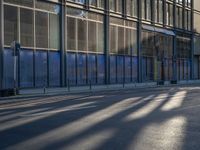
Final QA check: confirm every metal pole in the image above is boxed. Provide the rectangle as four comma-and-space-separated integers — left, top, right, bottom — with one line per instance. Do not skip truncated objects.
14, 55, 17, 95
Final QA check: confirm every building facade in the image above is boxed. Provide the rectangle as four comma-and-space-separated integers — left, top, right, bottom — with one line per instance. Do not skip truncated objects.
0, 0, 200, 91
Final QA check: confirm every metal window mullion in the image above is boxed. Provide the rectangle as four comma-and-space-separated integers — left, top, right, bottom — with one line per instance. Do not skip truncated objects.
48, 13, 50, 50
75, 18, 78, 51
18, 7, 20, 43
96, 22, 98, 53
116, 26, 118, 54
47, 13, 50, 87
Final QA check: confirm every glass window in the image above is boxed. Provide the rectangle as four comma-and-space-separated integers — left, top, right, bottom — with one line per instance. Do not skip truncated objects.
36, 1, 61, 14
127, 0, 138, 17
194, 12, 200, 33
35, 11, 48, 48
118, 27, 125, 55
20, 8, 34, 47
176, 7, 183, 29
166, 3, 174, 26
68, 0, 85, 4
49, 14, 60, 50
155, 0, 158, 22
88, 21, 97, 52
77, 19, 87, 51
141, 0, 145, 19
154, 0, 163, 23
67, 17, 76, 50
194, 36, 200, 55
146, 0, 152, 20
4, 0, 33, 7
97, 22, 104, 53
99, 0, 104, 8
89, 0, 97, 6
117, 0, 122, 13
158, 0, 163, 23
110, 0, 116, 11
109, 0, 122, 13
4, 5, 18, 46
110, 25, 117, 53
66, 8, 104, 53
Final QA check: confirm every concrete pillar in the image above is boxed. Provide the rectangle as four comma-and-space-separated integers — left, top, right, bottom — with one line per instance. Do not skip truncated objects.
138, 0, 142, 83
0, 0, 3, 90
190, 0, 194, 80
105, 0, 110, 84
60, 0, 66, 87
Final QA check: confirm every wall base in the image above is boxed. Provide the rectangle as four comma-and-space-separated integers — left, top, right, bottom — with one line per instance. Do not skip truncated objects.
0, 89, 19, 97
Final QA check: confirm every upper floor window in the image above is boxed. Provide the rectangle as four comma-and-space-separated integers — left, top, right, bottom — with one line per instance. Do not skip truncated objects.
176, 0, 183, 5
89, 0, 104, 8
126, 0, 137, 17
68, 0, 85, 4
155, 0, 163, 24
166, 2, 174, 26
109, 0, 122, 13
4, 0, 34, 7
185, 0, 191, 7
142, 0, 152, 21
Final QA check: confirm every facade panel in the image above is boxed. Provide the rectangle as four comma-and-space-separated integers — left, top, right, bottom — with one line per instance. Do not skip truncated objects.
35, 51, 48, 87
1, 0, 199, 92
19, 50, 34, 88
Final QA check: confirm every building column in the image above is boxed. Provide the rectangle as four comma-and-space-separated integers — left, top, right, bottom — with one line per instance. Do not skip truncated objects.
190, 0, 194, 80
0, 0, 3, 90
163, 0, 166, 26
138, 0, 142, 83
173, 35, 177, 81
60, 0, 66, 87
105, 0, 110, 84
172, 1, 177, 82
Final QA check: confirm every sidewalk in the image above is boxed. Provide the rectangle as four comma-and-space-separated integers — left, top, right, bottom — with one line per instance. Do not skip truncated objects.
1, 80, 200, 101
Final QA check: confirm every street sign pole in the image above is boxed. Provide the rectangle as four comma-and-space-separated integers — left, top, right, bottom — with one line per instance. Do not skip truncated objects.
11, 41, 20, 95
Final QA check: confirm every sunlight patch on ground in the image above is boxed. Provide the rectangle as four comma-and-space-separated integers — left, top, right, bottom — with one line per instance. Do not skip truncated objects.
161, 91, 187, 111
60, 128, 116, 150
7, 96, 144, 149
128, 116, 187, 150
0, 101, 97, 131
124, 94, 168, 122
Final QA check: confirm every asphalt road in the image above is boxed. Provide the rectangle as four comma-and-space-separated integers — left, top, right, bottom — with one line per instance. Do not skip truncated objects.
1, 86, 200, 150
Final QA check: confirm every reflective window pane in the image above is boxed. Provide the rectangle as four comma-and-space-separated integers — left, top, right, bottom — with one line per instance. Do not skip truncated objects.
4, 5, 18, 45
67, 17, 76, 50
35, 11, 48, 48
77, 19, 87, 51
88, 21, 97, 52
49, 14, 60, 49
4, 0, 33, 7
20, 8, 34, 47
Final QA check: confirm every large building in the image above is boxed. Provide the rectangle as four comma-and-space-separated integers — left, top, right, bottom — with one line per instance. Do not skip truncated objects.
0, 0, 200, 93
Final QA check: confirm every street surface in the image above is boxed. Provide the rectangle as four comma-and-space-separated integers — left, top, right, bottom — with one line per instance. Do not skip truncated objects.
1, 86, 200, 150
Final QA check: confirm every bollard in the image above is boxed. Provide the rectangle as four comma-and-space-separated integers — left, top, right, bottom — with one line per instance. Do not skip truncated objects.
43, 87, 46, 94
89, 80, 92, 91
123, 80, 125, 88
68, 79, 70, 92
